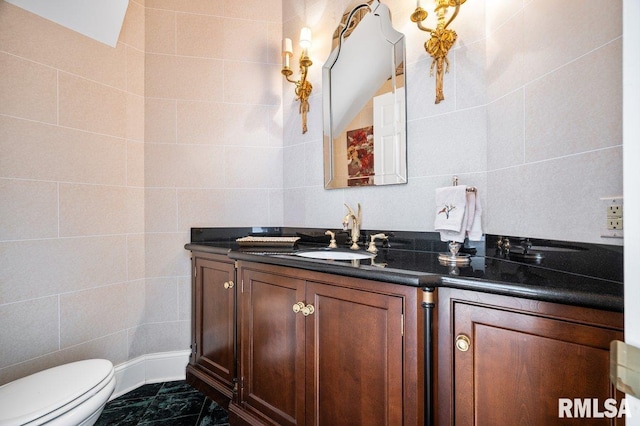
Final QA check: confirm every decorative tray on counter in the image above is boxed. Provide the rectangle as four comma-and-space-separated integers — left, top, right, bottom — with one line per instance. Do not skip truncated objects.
236, 236, 300, 247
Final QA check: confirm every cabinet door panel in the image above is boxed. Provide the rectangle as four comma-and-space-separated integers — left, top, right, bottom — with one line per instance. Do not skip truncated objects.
194, 257, 235, 388
240, 269, 305, 426
454, 302, 623, 426
306, 282, 404, 426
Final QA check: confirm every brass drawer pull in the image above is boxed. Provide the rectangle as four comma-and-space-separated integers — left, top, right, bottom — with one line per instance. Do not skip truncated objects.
455, 334, 471, 352
223, 281, 234, 289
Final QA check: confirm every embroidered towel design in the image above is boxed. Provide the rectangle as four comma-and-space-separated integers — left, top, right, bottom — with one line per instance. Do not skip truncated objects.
434, 185, 467, 233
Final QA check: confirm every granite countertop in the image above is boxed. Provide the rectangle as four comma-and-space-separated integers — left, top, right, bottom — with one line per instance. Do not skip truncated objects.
185, 227, 624, 312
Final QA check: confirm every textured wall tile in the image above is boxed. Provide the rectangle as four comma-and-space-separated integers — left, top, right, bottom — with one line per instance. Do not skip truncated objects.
58, 73, 127, 138
0, 236, 127, 304
486, 147, 623, 243
0, 116, 127, 185
525, 40, 622, 162
127, 140, 145, 187
224, 146, 283, 188
126, 48, 146, 97
222, 18, 268, 62
176, 188, 226, 228
177, 275, 191, 322
0, 53, 57, 123
142, 320, 190, 354
486, 11, 524, 102
0, 297, 59, 369
408, 106, 488, 178
0, 2, 127, 89
145, 232, 190, 278
145, 8, 175, 54
522, 0, 622, 83
120, 0, 145, 51
0, 179, 58, 241
59, 184, 129, 237
127, 235, 146, 281
144, 143, 226, 188
145, 188, 178, 232
177, 101, 225, 145
177, 13, 224, 58
145, 54, 224, 101
487, 89, 525, 170
223, 61, 281, 105
60, 283, 130, 348
224, 0, 281, 22
145, 277, 178, 323
145, 98, 177, 144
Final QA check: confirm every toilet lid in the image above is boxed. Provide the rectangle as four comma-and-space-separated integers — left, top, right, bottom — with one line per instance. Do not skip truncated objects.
0, 359, 114, 426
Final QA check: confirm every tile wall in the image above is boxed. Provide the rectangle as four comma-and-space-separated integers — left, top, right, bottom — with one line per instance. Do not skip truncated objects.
0, 0, 146, 383
0, 0, 284, 384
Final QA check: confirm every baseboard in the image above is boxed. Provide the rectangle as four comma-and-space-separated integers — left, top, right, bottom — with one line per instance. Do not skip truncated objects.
111, 350, 191, 400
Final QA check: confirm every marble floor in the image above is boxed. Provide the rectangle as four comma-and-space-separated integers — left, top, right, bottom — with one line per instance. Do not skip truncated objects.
96, 380, 229, 425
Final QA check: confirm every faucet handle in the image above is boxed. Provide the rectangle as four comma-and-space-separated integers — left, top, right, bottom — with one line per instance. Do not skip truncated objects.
367, 233, 388, 253
325, 230, 337, 248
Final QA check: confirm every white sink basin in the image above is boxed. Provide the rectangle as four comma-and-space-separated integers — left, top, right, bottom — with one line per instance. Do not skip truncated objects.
295, 250, 375, 261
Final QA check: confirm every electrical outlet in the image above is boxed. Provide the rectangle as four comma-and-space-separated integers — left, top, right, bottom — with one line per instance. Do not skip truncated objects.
607, 219, 623, 230
601, 197, 624, 238
607, 204, 623, 218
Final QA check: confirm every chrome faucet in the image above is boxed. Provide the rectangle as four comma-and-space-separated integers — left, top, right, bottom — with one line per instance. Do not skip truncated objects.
342, 203, 362, 250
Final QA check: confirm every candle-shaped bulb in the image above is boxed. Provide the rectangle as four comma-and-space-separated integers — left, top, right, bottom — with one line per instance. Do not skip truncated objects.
299, 27, 312, 50
282, 38, 292, 69
282, 38, 293, 55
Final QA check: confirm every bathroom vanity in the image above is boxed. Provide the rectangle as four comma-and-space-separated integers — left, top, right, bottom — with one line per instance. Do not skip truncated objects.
185, 228, 624, 426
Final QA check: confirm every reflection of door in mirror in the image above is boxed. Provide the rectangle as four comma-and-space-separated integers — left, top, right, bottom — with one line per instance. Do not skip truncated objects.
322, 0, 407, 189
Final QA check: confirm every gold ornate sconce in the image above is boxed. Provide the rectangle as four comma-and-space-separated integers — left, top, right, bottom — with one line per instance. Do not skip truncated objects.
411, 0, 466, 104
282, 27, 313, 134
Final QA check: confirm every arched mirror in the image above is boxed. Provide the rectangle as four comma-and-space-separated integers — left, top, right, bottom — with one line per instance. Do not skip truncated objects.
322, 0, 407, 189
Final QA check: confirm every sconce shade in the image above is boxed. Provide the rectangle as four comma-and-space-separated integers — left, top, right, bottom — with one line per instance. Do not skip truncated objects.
300, 27, 312, 49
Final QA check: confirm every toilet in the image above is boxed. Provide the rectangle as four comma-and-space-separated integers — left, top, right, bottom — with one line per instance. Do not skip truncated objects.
0, 359, 115, 426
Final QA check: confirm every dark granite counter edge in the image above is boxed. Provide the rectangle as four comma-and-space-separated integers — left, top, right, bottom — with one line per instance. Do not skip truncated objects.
439, 276, 622, 312
185, 243, 623, 312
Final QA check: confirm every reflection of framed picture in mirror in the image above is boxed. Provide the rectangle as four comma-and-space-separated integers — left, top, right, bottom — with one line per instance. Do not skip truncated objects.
347, 126, 374, 186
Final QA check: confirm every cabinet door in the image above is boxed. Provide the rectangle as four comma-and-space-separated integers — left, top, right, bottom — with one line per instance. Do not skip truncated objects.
192, 256, 236, 393
305, 281, 404, 426
453, 301, 624, 426
240, 268, 306, 426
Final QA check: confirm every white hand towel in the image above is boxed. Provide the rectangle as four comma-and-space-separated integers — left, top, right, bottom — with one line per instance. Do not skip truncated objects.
434, 186, 483, 243
467, 190, 483, 241
434, 185, 468, 233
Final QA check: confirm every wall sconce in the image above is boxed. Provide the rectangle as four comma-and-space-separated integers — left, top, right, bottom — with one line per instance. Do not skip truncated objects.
411, 0, 466, 104
282, 27, 313, 134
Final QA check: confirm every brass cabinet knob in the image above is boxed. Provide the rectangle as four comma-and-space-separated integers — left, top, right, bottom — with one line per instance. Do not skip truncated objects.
223, 281, 234, 289
455, 334, 471, 352
301, 304, 315, 316
292, 302, 305, 313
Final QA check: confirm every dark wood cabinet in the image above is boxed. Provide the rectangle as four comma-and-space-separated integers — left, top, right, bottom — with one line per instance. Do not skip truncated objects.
230, 261, 422, 426
186, 252, 237, 405
436, 287, 624, 426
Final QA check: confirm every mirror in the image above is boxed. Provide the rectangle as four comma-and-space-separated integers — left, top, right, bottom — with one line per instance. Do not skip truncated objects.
322, 0, 407, 189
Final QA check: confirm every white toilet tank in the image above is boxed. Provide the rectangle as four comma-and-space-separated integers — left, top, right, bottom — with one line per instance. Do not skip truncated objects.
0, 359, 115, 426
